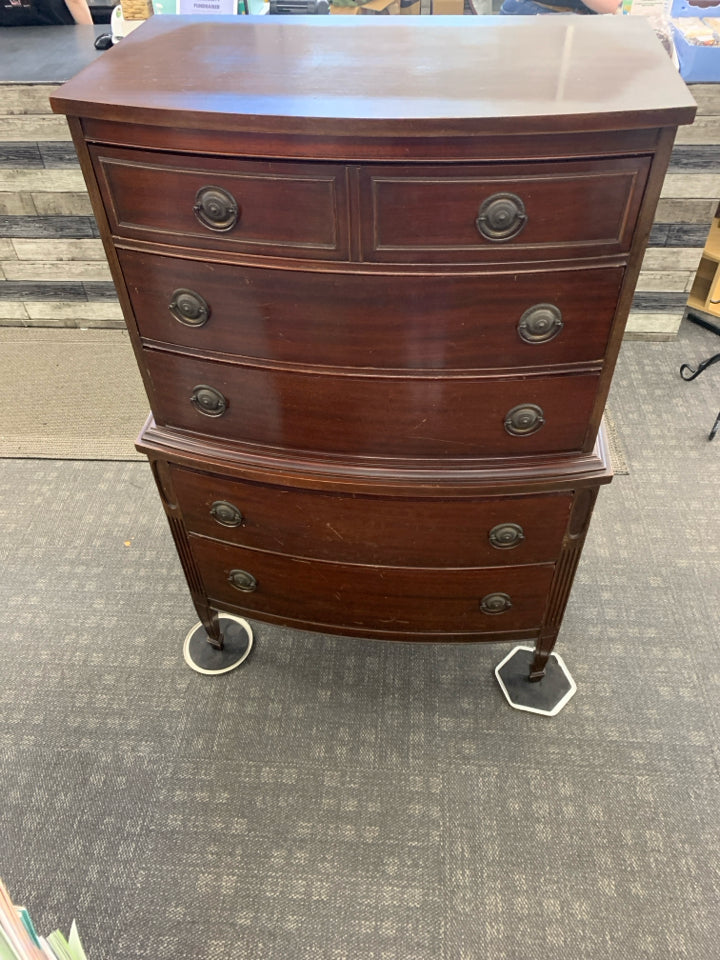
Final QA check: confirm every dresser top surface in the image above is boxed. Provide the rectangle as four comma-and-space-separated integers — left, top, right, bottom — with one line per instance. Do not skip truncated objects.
51, 15, 695, 137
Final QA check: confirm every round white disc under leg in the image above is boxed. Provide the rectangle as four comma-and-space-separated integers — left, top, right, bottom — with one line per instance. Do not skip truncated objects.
182, 613, 254, 676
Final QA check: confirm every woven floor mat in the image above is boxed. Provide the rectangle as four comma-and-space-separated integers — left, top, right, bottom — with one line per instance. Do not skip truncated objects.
603, 407, 629, 475
0, 328, 146, 460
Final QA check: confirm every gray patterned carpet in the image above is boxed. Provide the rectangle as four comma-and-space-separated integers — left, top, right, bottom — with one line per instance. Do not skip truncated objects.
1, 319, 719, 960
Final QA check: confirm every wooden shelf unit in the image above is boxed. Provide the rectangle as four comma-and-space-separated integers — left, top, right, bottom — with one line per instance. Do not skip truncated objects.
688, 217, 720, 318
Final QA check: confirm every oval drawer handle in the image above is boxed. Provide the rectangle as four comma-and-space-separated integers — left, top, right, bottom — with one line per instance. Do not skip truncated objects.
475, 192, 527, 242
518, 304, 563, 344
504, 403, 545, 437
169, 288, 210, 328
228, 569, 257, 593
489, 522, 525, 549
480, 592, 513, 615
190, 384, 227, 418
210, 500, 244, 528
193, 185, 239, 232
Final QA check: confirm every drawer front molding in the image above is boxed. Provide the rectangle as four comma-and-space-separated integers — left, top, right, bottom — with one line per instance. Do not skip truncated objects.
190, 534, 557, 637
360, 158, 650, 263
144, 348, 601, 459
170, 464, 574, 568
92, 146, 350, 260
119, 248, 625, 370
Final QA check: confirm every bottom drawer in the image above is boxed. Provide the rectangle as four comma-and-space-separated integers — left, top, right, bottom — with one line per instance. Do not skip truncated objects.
189, 536, 555, 637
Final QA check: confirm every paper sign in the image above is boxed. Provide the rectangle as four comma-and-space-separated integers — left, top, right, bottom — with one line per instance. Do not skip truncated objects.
178, 0, 238, 12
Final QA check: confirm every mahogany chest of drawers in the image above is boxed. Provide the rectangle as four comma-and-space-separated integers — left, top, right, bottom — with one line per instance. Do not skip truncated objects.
52, 16, 695, 699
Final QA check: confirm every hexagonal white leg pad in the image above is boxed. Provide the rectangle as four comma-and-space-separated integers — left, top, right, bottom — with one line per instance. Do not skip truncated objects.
495, 645, 577, 717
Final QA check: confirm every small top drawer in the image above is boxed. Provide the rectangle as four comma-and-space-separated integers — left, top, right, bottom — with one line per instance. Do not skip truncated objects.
90, 146, 350, 261
359, 157, 650, 264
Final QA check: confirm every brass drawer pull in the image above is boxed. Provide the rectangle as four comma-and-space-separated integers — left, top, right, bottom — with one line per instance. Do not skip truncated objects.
489, 522, 525, 549
504, 403, 545, 437
476, 192, 527, 242
190, 384, 227, 418
193, 185, 239, 232
480, 592, 513, 615
169, 288, 210, 328
517, 304, 563, 344
210, 500, 244, 527
228, 569, 257, 593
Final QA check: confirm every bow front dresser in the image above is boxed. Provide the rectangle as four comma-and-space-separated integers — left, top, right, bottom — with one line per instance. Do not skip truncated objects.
52, 15, 695, 707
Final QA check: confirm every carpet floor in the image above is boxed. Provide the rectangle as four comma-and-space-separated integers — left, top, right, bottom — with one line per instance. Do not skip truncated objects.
0, 319, 718, 959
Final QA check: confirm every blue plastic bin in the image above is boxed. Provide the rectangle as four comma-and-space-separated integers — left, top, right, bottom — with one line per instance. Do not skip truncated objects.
670, 0, 720, 16
672, 25, 720, 81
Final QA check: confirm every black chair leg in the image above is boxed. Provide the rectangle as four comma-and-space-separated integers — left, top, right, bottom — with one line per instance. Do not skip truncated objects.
709, 412, 720, 442
682, 313, 720, 439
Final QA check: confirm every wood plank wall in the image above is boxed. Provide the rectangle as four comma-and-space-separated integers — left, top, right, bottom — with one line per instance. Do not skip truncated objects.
0, 84, 120, 328
1, 81, 719, 339
628, 83, 720, 339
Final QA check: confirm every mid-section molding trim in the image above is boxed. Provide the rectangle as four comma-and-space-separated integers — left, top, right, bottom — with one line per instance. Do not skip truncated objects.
137, 415, 613, 495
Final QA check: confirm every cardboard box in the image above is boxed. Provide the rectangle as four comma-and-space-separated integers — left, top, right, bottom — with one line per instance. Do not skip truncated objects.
432, 0, 464, 12
400, 0, 420, 11
623, 0, 667, 15
360, 0, 400, 11
331, 4, 362, 10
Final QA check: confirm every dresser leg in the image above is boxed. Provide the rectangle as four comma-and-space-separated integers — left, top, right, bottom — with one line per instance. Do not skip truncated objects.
528, 631, 557, 681
197, 601, 223, 650
145, 458, 254, 673
495, 484, 598, 713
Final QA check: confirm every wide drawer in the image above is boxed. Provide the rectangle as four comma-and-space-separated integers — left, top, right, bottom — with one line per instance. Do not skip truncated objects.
119, 248, 625, 369
189, 535, 555, 636
171, 464, 572, 567
359, 157, 650, 263
90, 146, 349, 260
144, 349, 600, 458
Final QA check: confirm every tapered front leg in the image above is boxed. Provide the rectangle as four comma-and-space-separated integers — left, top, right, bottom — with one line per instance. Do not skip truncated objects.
195, 600, 224, 650
147, 456, 254, 673
149, 457, 224, 650
529, 628, 558, 682
495, 485, 600, 715
530, 486, 600, 681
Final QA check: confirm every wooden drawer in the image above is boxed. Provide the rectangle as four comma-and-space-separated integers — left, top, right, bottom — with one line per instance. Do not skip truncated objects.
144, 348, 600, 458
90, 146, 349, 260
170, 465, 572, 567
359, 157, 650, 264
119, 248, 625, 369
189, 535, 555, 637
